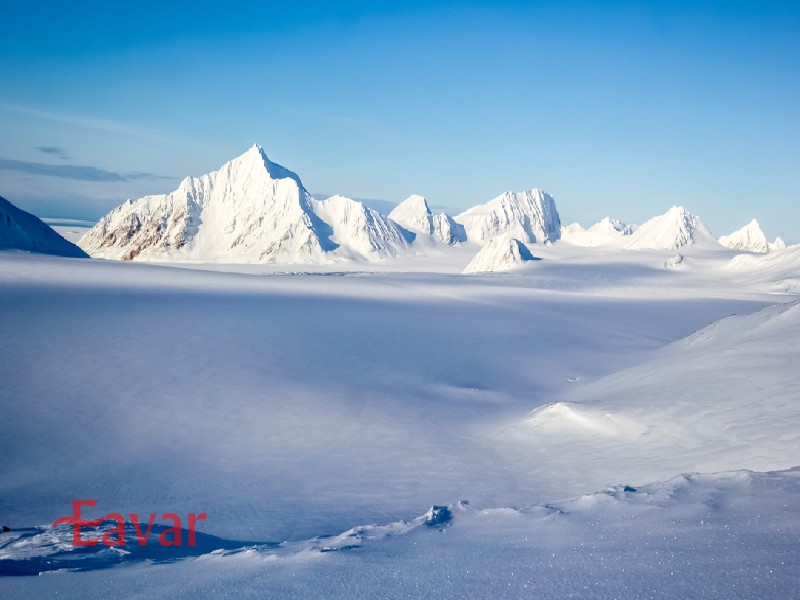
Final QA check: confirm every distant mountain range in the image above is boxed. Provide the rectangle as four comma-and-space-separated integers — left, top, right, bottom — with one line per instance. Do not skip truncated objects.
0, 144, 789, 269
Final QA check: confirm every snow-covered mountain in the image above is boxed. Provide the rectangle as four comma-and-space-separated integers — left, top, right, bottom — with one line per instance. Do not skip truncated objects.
0, 195, 88, 258
455, 189, 561, 247
309, 195, 408, 260
78, 145, 408, 263
718, 219, 785, 253
388, 195, 464, 245
625, 206, 717, 250
561, 217, 637, 247
462, 236, 538, 273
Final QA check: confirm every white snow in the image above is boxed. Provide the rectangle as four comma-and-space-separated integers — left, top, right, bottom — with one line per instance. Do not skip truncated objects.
2, 181, 799, 597
309, 195, 409, 260
625, 205, 718, 250
462, 235, 538, 273
388, 194, 464, 245
454, 188, 561, 246
79, 148, 564, 264
718, 218, 784, 253
560, 217, 636, 247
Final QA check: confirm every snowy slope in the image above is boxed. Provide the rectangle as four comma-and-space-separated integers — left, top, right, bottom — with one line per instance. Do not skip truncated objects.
462, 236, 538, 273
718, 218, 784, 253
388, 195, 464, 245
726, 244, 800, 293
454, 189, 561, 246
625, 205, 717, 250
560, 217, 636, 247
0, 196, 88, 258
2, 237, 799, 597
497, 300, 800, 490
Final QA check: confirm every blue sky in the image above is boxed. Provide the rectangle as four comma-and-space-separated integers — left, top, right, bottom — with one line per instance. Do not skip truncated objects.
1, 1, 798, 240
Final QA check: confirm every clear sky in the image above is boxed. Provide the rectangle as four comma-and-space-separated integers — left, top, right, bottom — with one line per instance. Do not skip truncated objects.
1, 1, 798, 241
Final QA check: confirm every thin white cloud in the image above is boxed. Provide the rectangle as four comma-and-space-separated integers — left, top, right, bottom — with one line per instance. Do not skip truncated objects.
0, 157, 173, 182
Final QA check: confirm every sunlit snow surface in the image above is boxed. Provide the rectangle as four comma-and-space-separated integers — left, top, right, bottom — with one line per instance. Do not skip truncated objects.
1, 244, 798, 597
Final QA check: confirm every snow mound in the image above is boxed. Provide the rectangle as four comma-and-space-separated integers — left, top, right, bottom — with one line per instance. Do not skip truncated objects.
455, 188, 561, 246
725, 244, 800, 293
625, 206, 717, 250
388, 195, 464, 245
462, 236, 538, 273
527, 402, 647, 438
0, 195, 88, 258
664, 253, 685, 270
718, 218, 783, 253
560, 217, 637, 247
78, 145, 409, 264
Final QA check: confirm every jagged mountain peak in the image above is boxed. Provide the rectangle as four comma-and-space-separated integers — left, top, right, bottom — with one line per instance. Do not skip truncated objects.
220, 143, 305, 189
625, 205, 716, 250
455, 188, 561, 246
399, 194, 431, 213
718, 218, 785, 253
389, 195, 464, 246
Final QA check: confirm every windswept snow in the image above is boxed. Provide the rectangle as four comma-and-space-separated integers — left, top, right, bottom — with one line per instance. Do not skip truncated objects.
726, 243, 800, 293
0, 196, 88, 258
3, 467, 799, 598
455, 188, 561, 246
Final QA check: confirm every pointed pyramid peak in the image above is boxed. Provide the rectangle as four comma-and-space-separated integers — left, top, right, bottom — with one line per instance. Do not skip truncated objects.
225, 144, 305, 188
389, 194, 433, 224
625, 205, 715, 250
399, 194, 431, 213
719, 218, 771, 252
